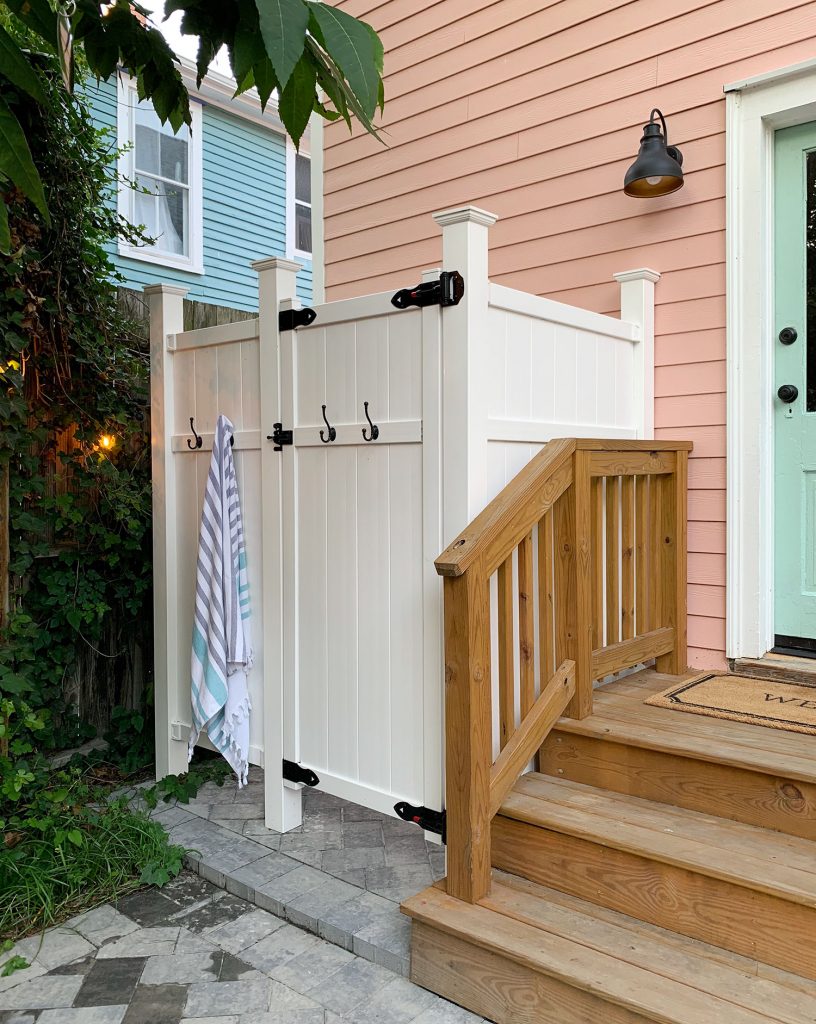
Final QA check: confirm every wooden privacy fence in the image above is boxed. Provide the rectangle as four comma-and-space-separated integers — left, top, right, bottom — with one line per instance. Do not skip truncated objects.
435, 437, 691, 903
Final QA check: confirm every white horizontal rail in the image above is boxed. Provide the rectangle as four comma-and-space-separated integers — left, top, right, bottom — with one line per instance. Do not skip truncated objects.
293, 419, 421, 447
295, 291, 418, 329
170, 318, 260, 351
487, 419, 637, 443
170, 429, 262, 452
488, 283, 639, 343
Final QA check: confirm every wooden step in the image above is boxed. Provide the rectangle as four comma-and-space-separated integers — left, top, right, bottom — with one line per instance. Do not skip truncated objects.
537, 671, 816, 839
735, 654, 816, 688
493, 773, 816, 979
402, 875, 816, 1024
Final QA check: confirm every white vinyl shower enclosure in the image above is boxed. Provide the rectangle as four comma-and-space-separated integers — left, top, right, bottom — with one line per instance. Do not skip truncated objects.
149, 206, 658, 833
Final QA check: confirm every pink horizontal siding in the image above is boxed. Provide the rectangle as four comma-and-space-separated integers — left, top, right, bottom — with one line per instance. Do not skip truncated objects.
326, 0, 816, 669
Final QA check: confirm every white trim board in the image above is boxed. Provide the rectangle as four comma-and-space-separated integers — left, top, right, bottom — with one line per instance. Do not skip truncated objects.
725, 61, 816, 659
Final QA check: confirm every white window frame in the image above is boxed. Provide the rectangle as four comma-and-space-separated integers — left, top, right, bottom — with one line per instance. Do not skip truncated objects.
725, 57, 816, 659
117, 74, 204, 274
286, 137, 313, 262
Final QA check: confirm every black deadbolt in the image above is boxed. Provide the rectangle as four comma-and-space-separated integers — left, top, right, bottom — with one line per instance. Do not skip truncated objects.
779, 326, 798, 345
778, 384, 799, 404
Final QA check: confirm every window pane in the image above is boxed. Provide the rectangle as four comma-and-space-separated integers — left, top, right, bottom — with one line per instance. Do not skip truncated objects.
134, 101, 188, 184
136, 174, 188, 256
295, 202, 312, 254
296, 154, 311, 203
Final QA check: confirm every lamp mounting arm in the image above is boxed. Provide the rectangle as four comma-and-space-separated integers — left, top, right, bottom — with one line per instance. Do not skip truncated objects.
649, 108, 669, 144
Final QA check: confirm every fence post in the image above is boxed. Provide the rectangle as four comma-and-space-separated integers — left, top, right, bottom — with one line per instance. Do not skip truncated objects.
432, 206, 498, 542
252, 257, 302, 833
614, 268, 660, 440
146, 283, 189, 780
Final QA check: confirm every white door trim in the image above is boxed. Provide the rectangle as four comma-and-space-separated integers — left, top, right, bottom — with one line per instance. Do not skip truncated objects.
725, 58, 816, 659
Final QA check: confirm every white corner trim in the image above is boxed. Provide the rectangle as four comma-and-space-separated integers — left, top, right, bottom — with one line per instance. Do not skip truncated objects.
285, 136, 314, 265
117, 74, 204, 275
725, 61, 816, 660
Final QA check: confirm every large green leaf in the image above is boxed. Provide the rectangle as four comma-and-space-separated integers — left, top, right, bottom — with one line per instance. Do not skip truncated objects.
0, 96, 49, 222
2, 0, 58, 49
231, 0, 266, 87
278, 54, 315, 148
0, 23, 46, 104
255, 0, 309, 91
0, 197, 10, 255
308, 2, 378, 118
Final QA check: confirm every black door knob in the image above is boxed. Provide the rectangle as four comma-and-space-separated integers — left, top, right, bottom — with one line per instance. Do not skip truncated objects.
778, 384, 799, 404
779, 326, 798, 345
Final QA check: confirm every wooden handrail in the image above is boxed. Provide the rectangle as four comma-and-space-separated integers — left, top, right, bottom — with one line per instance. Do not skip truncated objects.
438, 437, 691, 904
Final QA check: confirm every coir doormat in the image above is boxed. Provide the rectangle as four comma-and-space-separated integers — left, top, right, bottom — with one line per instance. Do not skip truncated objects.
645, 673, 816, 735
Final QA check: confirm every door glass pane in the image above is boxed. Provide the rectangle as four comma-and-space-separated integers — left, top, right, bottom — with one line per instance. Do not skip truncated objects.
807, 150, 816, 409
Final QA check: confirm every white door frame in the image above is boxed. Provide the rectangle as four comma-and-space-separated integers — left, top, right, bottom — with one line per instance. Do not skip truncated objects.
725, 58, 816, 660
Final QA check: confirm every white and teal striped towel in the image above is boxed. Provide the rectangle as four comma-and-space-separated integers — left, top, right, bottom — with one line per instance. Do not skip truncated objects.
188, 414, 253, 786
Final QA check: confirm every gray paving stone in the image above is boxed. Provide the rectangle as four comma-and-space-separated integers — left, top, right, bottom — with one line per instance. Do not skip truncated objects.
253, 866, 326, 917
208, 817, 247, 836
0, 959, 46, 996
268, 942, 354, 994
74, 956, 146, 1006
179, 1019, 238, 1024
149, 804, 196, 828
298, 810, 342, 834
239, 925, 321, 975
184, 978, 272, 1017
69, 905, 141, 947
208, 803, 264, 821
47, 953, 95, 977
353, 910, 411, 976
384, 836, 433, 866
412, 1003, 487, 1023
344, 975, 439, 1024
14, 928, 95, 972
328, 868, 366, 888
342, 821, 384, 849
241, 822, 282, 850
320, 848, 385, 874
203, 908, 286, 955
174, 929, 219, 956
306, 957, 393, 1015
0, 1011, 39, 1024
161, 872, 220, 908
201, 836, 272, 875
224, 853, 299, 902
140, 951, 221, 985
115, 888, 180, 927
317, 891, 395, 951
364, 864, 433, 904
121, 981, 188, 1023
0, 974, 83, 1009
216, 952, 263, 982
341, 803, 389, 823
172, 892, 253, 933
196, 782, 238, 805
278, 847, 322, 870
278, 832, 342, 856
239, 1012, 324, 1023
38, 1008, 127, 1024
96, 927, 179, 959
284, 877, 362, 932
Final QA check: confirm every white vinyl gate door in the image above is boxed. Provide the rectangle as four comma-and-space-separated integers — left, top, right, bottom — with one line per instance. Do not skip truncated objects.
277, 286, 443, 815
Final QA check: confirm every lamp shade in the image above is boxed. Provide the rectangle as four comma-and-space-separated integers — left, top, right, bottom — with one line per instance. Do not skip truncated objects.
624, 110, 684, 198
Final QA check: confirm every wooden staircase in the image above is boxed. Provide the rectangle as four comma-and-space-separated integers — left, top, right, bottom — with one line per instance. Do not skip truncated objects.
401, 438, 816, 1023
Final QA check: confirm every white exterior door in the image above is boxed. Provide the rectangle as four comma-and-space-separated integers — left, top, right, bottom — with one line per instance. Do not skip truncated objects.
278, 292, 443, 815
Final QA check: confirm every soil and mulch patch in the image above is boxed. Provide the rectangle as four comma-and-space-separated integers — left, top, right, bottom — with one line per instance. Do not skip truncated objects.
645, 672, 816, 735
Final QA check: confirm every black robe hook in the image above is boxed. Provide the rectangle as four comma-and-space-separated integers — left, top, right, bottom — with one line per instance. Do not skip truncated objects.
320, 405, 336, 443
187, 417, 202, 450
362, 401, 379, 442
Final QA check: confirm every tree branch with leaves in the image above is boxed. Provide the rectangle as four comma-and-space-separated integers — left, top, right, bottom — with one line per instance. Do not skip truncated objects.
0, 0, 385, 253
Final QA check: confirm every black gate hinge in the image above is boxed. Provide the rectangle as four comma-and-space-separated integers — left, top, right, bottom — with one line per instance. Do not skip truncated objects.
394, 801, 446, 841
267, 423, 293, 451
391, 271, 464, 311
282, 760, 320, 787
279, 307, 317, 332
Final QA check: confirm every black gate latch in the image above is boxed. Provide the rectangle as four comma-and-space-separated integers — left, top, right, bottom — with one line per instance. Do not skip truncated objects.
279, 307, 317, 332
394, 801, 446, 841
267, 423, 293, 451
282, 760, 320, 787
391, 271, 464, 310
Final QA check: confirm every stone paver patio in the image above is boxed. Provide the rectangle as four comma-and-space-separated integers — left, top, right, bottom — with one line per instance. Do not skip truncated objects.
149, 769, 445, 977
0, 869, 486, 1024
1, 769, 482, 1023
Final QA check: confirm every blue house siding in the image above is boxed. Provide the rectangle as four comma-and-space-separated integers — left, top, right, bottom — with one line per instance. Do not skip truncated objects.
87, 78, 312, 309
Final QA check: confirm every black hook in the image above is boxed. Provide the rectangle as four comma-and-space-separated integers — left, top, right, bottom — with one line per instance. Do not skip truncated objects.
362, 401, 379, 442
320, 405, 336, 443
187, 417, 203, 450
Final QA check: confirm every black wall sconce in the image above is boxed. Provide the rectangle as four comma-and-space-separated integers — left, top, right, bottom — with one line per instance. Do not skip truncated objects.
624, 109, 684, 198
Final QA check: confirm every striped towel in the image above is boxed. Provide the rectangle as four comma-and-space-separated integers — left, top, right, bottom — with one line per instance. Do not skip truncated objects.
188, 414, 253, 786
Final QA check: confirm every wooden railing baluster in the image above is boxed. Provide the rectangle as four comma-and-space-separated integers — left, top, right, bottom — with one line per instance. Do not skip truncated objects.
606, 476, 620, 647
591, 478, 603, 650
497, 553, 515, 750
518, 533, 535, 717
636, 474, 649, 635
621, 475, 635, 641
538, 512, 555, 683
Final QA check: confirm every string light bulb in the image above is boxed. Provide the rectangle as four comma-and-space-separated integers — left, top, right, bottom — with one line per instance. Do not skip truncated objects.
98, 434, 116, 451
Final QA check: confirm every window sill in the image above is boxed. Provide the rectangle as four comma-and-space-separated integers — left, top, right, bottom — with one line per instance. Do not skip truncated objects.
118, 244, 205, 276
